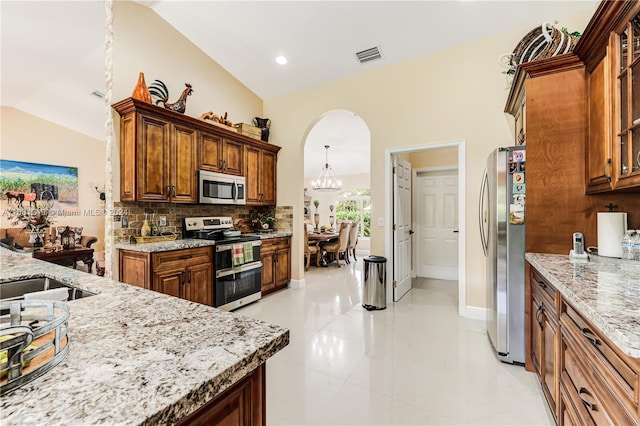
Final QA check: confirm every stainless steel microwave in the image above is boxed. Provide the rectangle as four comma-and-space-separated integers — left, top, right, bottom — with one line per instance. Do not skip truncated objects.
198, 170, 246, 205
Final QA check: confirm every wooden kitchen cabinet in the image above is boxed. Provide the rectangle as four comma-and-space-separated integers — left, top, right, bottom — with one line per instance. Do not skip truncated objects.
576, 1, 640, 193
113, 97, 280, 204
527, 261, 640, 426
244, 145, 277, 206
198, 131, 244, 176
119, 246, 213, 306
528, 265, 560, 420
260, 237, 291, 295
114, 98, 197, 203
177, 363, 265, 426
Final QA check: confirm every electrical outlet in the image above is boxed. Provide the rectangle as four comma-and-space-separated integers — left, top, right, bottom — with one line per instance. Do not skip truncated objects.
378, 217, 384, 227
121, 215, 129, 228
159, 216, 167, 227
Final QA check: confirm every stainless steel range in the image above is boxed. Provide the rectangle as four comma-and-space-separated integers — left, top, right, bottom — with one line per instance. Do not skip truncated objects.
183, 216, 262, 311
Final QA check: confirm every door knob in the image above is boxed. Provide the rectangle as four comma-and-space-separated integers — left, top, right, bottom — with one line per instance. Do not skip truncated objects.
409, 230, 414, 235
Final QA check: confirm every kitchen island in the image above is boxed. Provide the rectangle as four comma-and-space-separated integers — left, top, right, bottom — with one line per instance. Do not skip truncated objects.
525, 253, 640, 424
0, 248, 289, 425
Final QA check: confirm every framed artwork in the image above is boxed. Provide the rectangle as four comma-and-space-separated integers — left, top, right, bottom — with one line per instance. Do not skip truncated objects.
0, 159, 78, 211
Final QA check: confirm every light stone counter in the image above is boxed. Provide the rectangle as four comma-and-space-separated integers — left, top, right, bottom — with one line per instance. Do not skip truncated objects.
526, 252, 640, 358
116, 232, 292, 253
0, 248, 289, 425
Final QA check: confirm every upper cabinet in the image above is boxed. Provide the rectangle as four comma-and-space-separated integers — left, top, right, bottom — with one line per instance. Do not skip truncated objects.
113, 98, 280, 205
575, 1, 640, 193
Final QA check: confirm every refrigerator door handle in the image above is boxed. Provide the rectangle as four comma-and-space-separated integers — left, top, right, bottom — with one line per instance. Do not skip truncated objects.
479, 168, 489, 257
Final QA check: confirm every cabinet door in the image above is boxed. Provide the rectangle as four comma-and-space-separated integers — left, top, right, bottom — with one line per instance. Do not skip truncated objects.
586, 55, 614, 193
154, 269, 184, 299
542, 310, 558, 419
274, 248, 290, 287
119, 113, 136, 201
185, 262, 213, 306
244, 145, 261, 204
137, 114, 170, 201
531, 291, 543, 376
261, 149, 277, 206
198, 131, 223, 172
118, 250, 151, 289
171, 124, 198, 203
223, 139, 244, 176
260, 244, 276, 294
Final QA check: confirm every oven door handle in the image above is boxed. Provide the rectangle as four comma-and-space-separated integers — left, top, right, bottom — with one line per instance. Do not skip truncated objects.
216, 240, 262, 252
216, 261, 263, 278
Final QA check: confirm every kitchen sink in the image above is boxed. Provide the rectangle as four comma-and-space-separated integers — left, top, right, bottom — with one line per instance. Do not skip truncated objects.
0, 277, 96, 302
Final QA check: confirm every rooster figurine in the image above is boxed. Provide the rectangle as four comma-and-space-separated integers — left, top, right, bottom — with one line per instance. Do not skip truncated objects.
148, 80, 193, 114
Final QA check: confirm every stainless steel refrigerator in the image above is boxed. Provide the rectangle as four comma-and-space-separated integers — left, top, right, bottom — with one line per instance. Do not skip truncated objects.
479, 146, 526, 365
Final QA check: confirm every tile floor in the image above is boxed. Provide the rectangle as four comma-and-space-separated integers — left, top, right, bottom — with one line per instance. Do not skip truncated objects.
239, 257, 554, 425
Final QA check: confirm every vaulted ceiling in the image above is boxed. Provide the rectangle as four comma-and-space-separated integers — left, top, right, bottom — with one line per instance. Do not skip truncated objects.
1, 1, 598, 177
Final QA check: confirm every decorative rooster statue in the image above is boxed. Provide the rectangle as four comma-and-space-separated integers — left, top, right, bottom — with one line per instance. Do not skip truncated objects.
148, 81, 193, 114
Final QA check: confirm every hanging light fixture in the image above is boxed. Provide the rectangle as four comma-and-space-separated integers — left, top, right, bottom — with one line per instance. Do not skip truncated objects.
311, 145, 342, 191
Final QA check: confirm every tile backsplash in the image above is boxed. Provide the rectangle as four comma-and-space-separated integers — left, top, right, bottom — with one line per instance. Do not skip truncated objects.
112, 202, 292, 243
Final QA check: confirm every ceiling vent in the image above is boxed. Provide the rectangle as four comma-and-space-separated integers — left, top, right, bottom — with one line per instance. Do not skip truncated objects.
355, 46, 382, 64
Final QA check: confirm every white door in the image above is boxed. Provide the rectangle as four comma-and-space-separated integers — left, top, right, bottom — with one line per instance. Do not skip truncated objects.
393, 156, 412, 301
416, 170, 459, 280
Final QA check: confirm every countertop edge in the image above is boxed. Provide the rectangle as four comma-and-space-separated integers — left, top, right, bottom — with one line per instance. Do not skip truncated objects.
526, 253, 640, 359
116, 233, 293, 253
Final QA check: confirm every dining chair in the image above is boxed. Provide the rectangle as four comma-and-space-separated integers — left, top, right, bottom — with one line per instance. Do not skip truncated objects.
346, 222, 359, 262
304, 227, 321, 270
320, 221, 351, 267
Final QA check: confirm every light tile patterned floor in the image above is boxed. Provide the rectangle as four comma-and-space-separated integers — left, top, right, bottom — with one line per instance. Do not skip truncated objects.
238, 258, 553, 425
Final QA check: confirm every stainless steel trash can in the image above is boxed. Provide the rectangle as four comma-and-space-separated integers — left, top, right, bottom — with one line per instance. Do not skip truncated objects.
363, 255, 387, 310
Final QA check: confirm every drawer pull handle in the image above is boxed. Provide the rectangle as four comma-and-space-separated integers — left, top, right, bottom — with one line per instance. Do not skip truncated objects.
581, 328, 599, 346
535, 305, 543, 327
180, 255, 193, 260
536, 280, 547, 289
578, 387, 596, 411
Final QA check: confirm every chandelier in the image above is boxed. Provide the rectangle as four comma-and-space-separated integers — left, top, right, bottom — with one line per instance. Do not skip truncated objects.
311, 145, 342, 191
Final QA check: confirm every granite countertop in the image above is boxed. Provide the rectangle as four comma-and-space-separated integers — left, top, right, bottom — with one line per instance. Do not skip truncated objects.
526, 252, 640, 358
0, 248, 289, 425
116, 232, 292, 253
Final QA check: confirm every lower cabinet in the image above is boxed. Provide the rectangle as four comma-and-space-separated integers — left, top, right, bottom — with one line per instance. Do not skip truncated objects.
177, 363, 265, 426
527, 262, 640, 425
260, 237, 291, 295
119, 247, 213, 306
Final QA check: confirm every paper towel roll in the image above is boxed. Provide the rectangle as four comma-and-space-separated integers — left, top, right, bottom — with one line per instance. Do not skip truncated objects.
598, 212, 627, 258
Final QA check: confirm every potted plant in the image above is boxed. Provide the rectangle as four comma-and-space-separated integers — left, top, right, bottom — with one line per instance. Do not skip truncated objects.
250, 210, 277, 230
313, 200, 320, 231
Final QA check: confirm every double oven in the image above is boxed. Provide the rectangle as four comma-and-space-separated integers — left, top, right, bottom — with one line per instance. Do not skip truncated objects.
183, 216, 262, 311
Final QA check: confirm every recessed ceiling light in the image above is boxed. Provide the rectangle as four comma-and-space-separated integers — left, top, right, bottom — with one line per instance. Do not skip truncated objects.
275, 56, 287, 65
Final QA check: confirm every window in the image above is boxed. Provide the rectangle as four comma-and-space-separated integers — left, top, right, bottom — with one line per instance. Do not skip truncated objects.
336, 189, 370, 238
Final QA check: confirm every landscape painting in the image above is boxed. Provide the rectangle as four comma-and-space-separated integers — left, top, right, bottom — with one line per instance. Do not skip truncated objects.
0, 159, 78, 211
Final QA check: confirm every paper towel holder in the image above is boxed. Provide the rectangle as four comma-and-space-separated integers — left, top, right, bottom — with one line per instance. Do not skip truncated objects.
604, 203, 618, 212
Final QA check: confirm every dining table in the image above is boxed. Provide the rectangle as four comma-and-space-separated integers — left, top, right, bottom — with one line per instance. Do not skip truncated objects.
307, 232, 339, 267
307, 232, 339, 242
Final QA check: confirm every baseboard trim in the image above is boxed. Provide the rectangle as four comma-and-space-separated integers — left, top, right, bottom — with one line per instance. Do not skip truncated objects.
461, 305, 487, 321
289, 278, 305, 289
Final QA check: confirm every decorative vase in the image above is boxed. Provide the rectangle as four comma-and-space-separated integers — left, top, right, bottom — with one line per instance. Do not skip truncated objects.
141, 214, 151, 237
314, 213, 320, 231
252, 117, 271, 143
132, 72, 152, 103
329, 215, 335, 229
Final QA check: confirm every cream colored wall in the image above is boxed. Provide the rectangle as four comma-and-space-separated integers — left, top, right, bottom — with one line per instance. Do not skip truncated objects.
111, 1, 264, 201
408, 147, 457, 169
266, 9, 594, 308
0, 107, 106, 251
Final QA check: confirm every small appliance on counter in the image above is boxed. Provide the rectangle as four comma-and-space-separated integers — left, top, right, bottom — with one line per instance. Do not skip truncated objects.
183, 216, 262, 311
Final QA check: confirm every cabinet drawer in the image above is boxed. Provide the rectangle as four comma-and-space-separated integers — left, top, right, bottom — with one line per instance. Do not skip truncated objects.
531, 269, 557, 309
262, 237, 290, 251
562, 343, 615, 425
153, 247, 212, 271
562, 302, 639, 409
